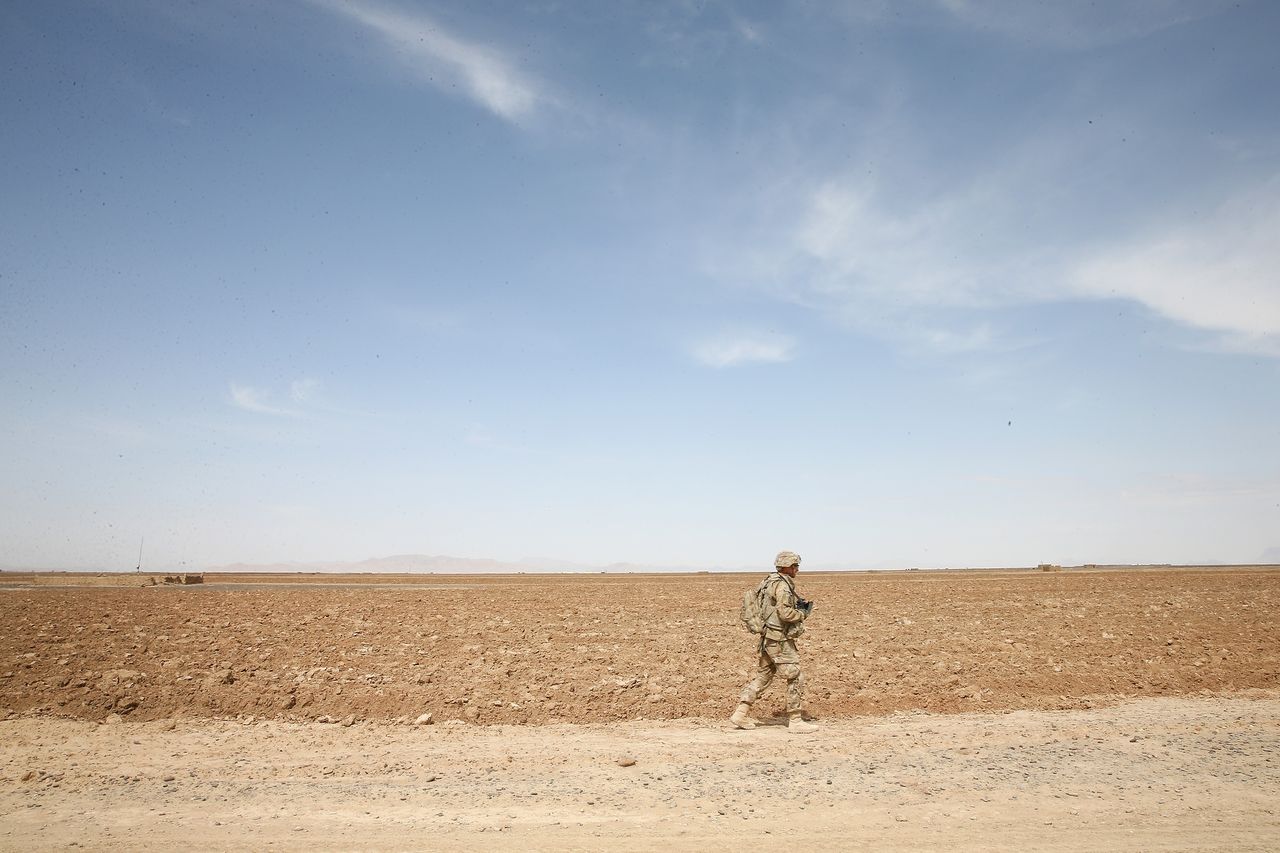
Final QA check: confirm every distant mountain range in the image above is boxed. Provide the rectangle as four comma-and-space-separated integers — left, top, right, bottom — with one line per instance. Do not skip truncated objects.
205, 554, 732, 574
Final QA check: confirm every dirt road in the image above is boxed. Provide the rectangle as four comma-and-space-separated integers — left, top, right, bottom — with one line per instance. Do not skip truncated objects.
2, 694, 1278, 851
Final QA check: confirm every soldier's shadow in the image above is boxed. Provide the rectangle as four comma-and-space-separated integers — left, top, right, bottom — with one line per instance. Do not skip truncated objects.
759, 709, 820, 726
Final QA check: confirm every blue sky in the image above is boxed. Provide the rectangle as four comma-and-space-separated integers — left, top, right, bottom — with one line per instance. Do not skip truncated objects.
2, 0, 1278, 571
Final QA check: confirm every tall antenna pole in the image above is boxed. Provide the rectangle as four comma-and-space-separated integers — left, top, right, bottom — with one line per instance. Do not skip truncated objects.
136, 536, 144, 573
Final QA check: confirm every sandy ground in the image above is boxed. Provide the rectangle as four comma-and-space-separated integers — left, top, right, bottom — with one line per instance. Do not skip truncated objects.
2, 694, 1278, 851
1, 568, 1278, 849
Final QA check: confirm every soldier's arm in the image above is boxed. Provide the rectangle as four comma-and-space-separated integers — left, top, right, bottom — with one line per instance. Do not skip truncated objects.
773, 581, 806, 624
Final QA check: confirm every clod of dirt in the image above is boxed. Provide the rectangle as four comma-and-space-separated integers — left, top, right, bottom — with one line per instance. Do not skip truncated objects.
340, 715, 356, 727
617, 756, 637, 767
203, 670, 234, 689
414, 713, 434, 726
102, 713, 122, 725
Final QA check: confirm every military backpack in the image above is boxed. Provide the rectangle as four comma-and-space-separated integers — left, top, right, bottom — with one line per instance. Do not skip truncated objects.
739, 575, 776, 635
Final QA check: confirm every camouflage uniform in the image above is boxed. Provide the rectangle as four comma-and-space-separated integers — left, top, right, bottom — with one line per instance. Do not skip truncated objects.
738, 570, 808, 714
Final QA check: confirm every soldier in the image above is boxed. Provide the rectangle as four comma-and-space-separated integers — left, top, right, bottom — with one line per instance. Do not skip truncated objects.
731, 550, 818, 734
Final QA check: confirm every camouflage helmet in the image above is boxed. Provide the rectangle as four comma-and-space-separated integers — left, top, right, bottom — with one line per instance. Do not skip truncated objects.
774, 550, 801, 569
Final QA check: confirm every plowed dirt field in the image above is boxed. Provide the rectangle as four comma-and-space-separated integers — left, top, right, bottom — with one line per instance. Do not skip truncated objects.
3, 567, 1279, 851
2, 567, 1277, 724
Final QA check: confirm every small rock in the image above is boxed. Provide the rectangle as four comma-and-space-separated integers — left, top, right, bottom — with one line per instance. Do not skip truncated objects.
340, 715, 355, 728
463, 707, 479, 722
617, 756, 637, 767
414, 713, 434, 726
103, 713, 123, 725
21, 770, 36, 782
162, 775, 175, 782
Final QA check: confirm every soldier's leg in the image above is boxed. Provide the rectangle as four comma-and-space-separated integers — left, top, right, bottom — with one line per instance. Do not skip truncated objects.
778, 663, 805, 714
738, 653, 776, 705
732, 651, 776, 729
773, 639, 817, 734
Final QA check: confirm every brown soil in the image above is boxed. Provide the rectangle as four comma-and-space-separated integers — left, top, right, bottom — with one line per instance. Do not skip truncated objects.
3, 568, 1278, 850
2, 567, 1277, 725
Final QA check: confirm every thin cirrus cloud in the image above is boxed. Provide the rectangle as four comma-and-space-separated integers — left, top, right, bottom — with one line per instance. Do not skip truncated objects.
836, 0, 1236, 49
692, 333, 795, 368
229, 382, 303, 417
704, 173, 1046, 353
307, 0, 545, 122
801, 177, 1280, 356
1070, 182, 1280, 356
709, 156, 1280, 357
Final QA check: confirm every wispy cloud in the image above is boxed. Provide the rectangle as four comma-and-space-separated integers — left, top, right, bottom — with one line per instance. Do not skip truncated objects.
704, 130, 1280, 357
308, 0, 545, 122
692, 333, 795, 368
633, 2, 762, 68
702, 167, 1053, 354
229, 383, 302, 417
1071, 182, 1280, 356
835, 0, 1235, 49
791, 180, 1025, 309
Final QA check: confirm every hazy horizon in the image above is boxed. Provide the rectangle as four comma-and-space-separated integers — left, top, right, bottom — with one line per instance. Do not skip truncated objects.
4, 550, 1278, 576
